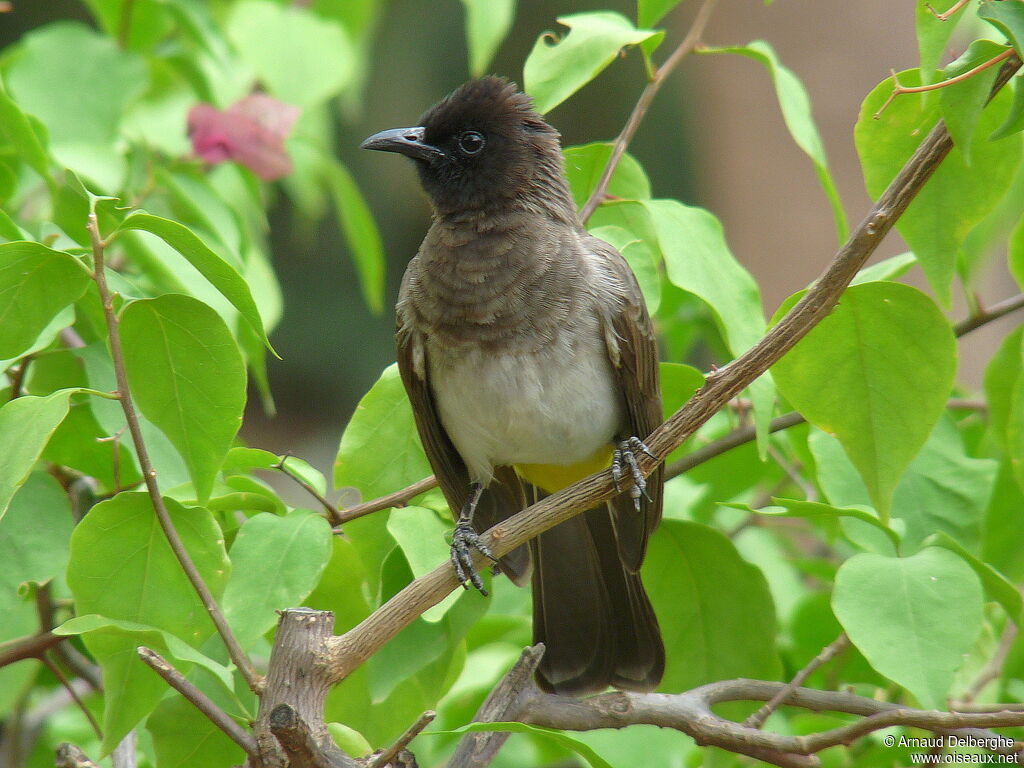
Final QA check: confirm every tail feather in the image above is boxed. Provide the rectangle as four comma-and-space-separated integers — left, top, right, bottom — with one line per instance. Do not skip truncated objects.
532, 504, 664, 695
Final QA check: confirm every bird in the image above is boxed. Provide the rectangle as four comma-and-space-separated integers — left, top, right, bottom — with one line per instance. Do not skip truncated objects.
361, 76, 664, 696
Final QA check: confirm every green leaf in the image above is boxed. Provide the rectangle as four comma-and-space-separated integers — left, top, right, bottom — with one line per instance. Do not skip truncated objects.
991, 72, 1024, 140
0, 390, 74, 521
923, 531, 1023, 623
148, 694, 245, 768
734, 498, 900, 550
5, 22, 146, 188
984, 326, 1023, 454
120, 295, 247, 502
432, 722, 615, 768
327, 722, 373, 760
588, 225, 660, 313
80, 0, 174, 51
980, 0, 1024, 57
982, 459, 1024, 582
0, 242, 91, 360
55, 615, 235, 693
0, 471, 73, 590
0, 85, 52, 184
888, 416, 996, 551
635, 199, 775, 451
222, 511, 332, 648
523, 12, 661, 114
856, 69, 1022, 305
325, 161, 386, 315
65, 493, 229, 751
461, 0, 516, 76
638, 0, 684, 28
772, 282, 956, 521
916, 0, 963, 83
563, 142, 651, 210
832, 548, 983, 708
334, 363, 432, 501
386, 506, 459, 621
701, 42, 847, 241
850, 252, 917, 285
939, 40, 1009, 163
227, 0, 354, 108
1010, 213, 1024, 290
115, 213, 274, 353
644, 519, 780, 691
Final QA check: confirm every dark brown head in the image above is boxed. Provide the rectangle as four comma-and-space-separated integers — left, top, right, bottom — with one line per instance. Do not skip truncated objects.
361, 77, 576, 221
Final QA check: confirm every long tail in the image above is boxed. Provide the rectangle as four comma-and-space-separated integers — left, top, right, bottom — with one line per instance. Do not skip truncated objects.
530, 504, 664, 695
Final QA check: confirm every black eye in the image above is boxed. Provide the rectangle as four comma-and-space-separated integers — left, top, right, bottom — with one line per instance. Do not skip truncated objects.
458, 130, 485, 155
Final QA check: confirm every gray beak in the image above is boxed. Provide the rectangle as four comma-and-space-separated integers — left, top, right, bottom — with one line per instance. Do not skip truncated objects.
360, 126, 444, 162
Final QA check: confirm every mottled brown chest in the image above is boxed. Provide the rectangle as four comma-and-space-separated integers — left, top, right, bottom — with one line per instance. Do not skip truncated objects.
398, 218, 586, 353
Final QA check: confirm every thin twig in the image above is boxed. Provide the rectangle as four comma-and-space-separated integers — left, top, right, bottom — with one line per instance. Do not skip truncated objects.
366, 711, 436, 768
40, 654, 102, 740
874, 48, 1015, 119
6, 355, 32, 400
745, 634, 850, 729
926, 0, 972, 22
0, 631, 62, 668
136, 647, 258, 759
56, 743, 100, 768
275, 456, 343, 526
961, 621, 1019, 704
579, 0, 719, 222
88, 214, 261, 694
117, 0, 137, 48
954, 292, 1024, 335
335, 475, 438, 526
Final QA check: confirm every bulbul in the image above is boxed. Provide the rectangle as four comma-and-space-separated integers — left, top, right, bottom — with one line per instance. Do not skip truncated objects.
361, 77, 664, 695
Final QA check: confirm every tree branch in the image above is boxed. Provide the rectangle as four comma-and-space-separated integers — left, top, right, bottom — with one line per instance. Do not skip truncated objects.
519, 680, 1023, 765
136, 647, 258, 760
275, 456, 344, 527
579, 0, 720, 222
448, 645, 546, 768
88, 214, 261, 695
334, 476, 438, 527
365, 711, 435, 768
745, 634, 849, 729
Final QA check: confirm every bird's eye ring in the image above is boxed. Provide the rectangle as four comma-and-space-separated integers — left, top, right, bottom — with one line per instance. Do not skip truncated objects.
458, 131, 485, 155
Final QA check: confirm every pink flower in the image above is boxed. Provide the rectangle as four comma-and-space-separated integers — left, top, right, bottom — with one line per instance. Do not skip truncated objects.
187, 93, 301, 181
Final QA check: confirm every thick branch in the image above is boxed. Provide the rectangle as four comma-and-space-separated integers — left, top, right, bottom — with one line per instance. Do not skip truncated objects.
520, 680, 1024, 764
0, 631, 62, 668
323, 56, 1022, 684
254, 609, 354, 768
448, 645, 545, 768
88, 214, 260, 694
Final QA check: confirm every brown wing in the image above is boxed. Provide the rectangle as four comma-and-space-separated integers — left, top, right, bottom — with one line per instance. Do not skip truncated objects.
584, 235, 664, 572
396, 315, 532, 585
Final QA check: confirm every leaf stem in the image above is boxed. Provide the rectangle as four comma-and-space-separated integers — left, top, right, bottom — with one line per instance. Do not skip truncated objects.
579, 0, 719, 222
116, 0, 137, 49
925, 0, 972, 22
87, 213, 262, 695
874, 48, 1014, 119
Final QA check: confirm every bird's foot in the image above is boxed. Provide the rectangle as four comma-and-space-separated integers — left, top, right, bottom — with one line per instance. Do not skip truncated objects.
612, 437, 656, 512
450, 521, 498, 595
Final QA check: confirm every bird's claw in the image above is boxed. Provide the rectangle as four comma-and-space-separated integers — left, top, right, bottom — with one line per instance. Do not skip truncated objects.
613, 437, 654, 512
450, 521, 497, 595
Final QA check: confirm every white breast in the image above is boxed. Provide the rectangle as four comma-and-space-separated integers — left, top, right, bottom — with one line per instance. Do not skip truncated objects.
427, 324, 622, 483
